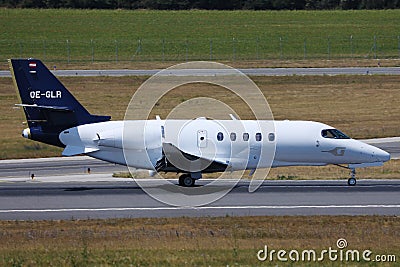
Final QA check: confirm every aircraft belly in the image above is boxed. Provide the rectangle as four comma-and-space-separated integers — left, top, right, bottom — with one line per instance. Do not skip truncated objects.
88, 148, 127, 166
89, 147, 160, 169
123, 148, 160, 169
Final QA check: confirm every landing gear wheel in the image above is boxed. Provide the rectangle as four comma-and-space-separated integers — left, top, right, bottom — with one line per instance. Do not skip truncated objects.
348, 168, 357, 186
179, 174, 195, 187
348, 177, 356, 186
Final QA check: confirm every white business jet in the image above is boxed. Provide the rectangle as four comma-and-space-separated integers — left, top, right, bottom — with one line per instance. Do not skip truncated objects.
10, 59, 390, 187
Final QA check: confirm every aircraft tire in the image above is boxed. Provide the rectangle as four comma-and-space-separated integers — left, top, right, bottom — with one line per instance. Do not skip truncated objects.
179, 174, 195, 187
347, 177, 356, 186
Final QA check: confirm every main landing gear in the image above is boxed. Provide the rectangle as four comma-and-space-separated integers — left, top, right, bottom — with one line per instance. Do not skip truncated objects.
179, 174, 196, 187
348, 168, 357, 186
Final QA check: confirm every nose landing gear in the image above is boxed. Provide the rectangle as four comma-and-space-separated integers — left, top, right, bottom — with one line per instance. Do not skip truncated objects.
335, 164, 357, 186
348, 169, 357, 186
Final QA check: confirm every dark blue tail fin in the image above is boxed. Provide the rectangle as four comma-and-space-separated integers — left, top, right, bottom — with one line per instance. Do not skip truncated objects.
9, 59, 111, 147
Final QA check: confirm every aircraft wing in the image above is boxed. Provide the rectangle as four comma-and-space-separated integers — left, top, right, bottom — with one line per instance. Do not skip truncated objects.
155, 142, 229, 173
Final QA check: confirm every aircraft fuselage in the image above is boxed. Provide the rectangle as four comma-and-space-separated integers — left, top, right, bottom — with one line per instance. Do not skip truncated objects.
57, 119, 390, 173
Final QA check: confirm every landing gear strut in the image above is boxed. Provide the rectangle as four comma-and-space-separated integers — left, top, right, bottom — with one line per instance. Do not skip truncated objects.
348, 169, 357, 186
335, 164, 358, 186
179, 174, 195, 187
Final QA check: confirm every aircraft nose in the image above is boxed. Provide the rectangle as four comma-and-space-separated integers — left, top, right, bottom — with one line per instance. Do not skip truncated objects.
372, 147, 391, 162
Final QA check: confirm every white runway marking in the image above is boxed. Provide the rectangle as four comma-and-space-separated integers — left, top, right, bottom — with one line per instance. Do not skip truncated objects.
0, 204, 399, 213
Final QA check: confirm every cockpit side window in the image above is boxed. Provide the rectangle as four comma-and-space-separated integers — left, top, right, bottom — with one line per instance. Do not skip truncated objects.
321, 129, 350, 139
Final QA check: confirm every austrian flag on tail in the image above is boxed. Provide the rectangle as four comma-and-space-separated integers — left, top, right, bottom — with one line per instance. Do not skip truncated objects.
29, 62, 37, 74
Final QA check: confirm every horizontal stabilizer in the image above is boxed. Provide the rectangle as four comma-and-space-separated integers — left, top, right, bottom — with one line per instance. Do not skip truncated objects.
15, 103, 71, 111
62, 145, 99, 156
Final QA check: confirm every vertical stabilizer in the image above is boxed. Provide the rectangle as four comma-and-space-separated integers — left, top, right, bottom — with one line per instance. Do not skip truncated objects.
9, 59, 110, 147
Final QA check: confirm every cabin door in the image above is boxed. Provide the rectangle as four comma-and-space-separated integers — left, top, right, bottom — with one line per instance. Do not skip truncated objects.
197, 130, 207, 148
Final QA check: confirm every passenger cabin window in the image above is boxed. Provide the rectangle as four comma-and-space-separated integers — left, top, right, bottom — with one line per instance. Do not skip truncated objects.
321, 129, 350, 139
255, 133, 262, 141
268, 133, 275, 142
217, 132, 224, 141
243, 133, 249, 141
230, 132, 236, 141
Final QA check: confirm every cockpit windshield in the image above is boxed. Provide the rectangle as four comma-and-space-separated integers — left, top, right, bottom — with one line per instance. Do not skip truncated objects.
321, 129, 350, 139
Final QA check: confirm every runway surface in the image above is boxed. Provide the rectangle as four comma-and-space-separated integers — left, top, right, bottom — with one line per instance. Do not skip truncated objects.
0, 67, 399, 77
0, 178, 399, 220
1, 137, 399, 220
0, 156, 128, 178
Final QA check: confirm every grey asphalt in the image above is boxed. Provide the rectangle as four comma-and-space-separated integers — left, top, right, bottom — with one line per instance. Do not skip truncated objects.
0, 179, 398, 220
1, 67, 399, 77
0, 156, 128, 178
0, 137, 399, 220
